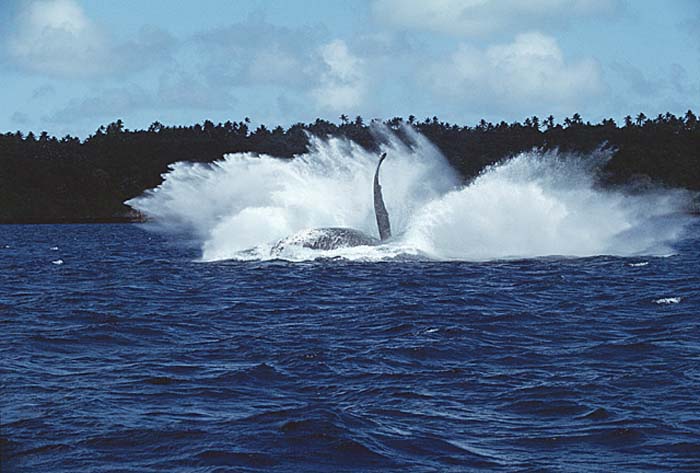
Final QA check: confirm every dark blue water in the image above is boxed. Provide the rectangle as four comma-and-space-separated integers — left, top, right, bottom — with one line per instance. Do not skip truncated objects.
1, 223, 699, 472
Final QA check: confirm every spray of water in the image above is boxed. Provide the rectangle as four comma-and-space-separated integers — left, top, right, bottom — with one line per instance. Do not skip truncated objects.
127, 127, 694, 262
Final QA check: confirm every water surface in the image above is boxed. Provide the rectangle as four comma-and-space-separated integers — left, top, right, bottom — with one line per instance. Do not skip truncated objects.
1, 223, 699, 472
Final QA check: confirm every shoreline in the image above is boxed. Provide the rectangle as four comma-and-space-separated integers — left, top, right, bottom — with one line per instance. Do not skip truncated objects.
0, 216, 146, 225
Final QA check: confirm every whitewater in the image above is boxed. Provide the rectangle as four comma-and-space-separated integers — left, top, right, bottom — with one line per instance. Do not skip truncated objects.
128, 127, 695, 262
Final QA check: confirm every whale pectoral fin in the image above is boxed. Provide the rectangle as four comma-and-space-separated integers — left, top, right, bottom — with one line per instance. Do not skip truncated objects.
374, 152, 391, 241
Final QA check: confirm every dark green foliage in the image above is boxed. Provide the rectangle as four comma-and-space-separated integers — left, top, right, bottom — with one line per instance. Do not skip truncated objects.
0, 112, 698, 223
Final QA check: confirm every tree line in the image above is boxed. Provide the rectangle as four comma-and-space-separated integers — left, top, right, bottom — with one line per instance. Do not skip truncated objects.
0, 111, 698, 223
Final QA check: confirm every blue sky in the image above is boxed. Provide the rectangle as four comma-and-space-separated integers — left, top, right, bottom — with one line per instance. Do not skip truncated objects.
1, 0, 698, 138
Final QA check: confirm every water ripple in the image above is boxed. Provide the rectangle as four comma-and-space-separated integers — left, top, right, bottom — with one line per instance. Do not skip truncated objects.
1, 223, 700, 472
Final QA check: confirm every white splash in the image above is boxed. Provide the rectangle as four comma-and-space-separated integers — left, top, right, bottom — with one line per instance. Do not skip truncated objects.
51, 259, 64, 265
654, 297, 682, 304
404, 149, 693, 260
128, 128, 695, 262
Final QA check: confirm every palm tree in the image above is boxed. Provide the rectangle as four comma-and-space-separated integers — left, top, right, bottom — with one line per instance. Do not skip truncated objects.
684, 110, 697, 129
106, 119, 124, 135
635, 112, 647, 126
148, 121, 164, 133
545, 115, 555, 130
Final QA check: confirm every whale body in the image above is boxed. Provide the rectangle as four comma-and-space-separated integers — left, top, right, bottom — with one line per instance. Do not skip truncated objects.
270, 153, 391, 256
270, 227, 379, 254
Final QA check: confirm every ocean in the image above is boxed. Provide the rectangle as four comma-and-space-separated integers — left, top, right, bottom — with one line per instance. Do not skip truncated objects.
2, 130, 700, 471
2, 221, 699, 472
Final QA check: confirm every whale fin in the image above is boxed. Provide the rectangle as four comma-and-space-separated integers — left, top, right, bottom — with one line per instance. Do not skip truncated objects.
373, 152, 391, 241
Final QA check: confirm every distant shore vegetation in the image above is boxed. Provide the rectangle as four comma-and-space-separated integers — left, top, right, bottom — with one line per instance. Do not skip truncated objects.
1, 112, 698, 223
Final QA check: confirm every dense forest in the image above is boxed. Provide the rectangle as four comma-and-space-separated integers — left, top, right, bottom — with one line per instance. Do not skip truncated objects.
0, 111, 699, 223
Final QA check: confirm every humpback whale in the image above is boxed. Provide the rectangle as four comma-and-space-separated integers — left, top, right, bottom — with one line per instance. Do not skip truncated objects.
270, 153, 391, 255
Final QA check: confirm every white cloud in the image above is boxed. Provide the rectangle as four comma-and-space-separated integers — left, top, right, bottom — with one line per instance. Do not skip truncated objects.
157, 70, 234, 110
609, 61, 658, 95
681, 14, 700, 50
45, 69, 236, 124
668, 63, 697, 96
7, 0, 175, 78
8, 0, 108, 76
192, 19, 324, 88
372, 0, 623, 37
32, 84, 56, 99
423, 32, 603, 111
311, 40, 367, 111
191, 21, 372, 115
610, 62, 700, 99
46, 86, 153, 122
113, 25, 178, 74
10, 111, 30, 125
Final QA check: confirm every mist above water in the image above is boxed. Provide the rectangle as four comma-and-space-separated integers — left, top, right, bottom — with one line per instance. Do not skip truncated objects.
128, 127, 694, 262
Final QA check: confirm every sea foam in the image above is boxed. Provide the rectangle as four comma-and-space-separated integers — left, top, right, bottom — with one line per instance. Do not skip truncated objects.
654, 297, 682, 304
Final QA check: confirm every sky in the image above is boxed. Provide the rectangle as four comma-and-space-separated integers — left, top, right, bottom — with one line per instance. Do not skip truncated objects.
0, 0, 698, 138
